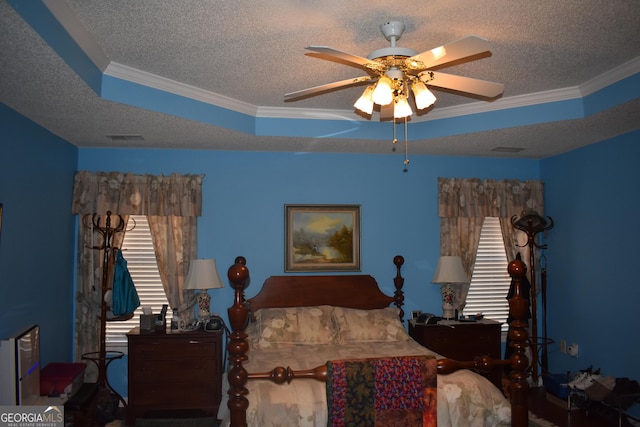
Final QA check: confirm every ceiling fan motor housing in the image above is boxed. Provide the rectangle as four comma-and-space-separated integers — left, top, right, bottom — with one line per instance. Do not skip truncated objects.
368, 21, 418, 60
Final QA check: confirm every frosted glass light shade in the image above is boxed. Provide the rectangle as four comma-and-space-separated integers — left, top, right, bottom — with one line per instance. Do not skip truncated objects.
412, 81, 437, 110
354, 86, 375, 114
372, 77, 393, 105
393, 96, 413, 118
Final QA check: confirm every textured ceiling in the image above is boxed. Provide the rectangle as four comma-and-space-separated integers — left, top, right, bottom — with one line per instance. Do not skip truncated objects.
1, 0, 639, 159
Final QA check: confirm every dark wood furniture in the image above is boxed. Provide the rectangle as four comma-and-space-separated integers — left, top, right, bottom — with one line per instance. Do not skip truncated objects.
126, 328, 223, 425
225, 255, 531, 427
409, 319, 502, 390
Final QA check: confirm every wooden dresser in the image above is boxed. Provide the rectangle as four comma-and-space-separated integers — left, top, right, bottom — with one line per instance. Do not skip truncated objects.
126, 327, 223, 424
409, 319, 503, 390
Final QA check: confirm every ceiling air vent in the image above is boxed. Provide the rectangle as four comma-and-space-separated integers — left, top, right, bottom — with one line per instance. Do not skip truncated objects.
106, 134, 145, 141
491, 146, 524, 153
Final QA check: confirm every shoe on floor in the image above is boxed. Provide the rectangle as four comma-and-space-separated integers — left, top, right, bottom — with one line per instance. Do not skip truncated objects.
585, 376, 615, 401
573, 373, 602, 390
566, 370, 589, 387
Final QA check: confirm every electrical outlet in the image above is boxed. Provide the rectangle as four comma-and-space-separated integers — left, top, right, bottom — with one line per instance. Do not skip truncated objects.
567, 343, 579, 357
560, 340, 566, 354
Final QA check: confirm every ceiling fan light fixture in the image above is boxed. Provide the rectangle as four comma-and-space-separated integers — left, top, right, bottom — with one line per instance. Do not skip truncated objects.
286, 22, 503, 169
411, 81, 437, 110
354, 86, 375, 115
393, 96, 413, 119
372, 76, 394, 105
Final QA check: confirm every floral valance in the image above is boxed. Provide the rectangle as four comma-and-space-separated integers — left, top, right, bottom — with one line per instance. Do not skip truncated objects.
72, 171, 203, 216
438, 177, 544, 218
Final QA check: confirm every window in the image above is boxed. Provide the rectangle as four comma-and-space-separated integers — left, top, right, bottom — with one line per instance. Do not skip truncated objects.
463, 217, 511, 333
106, 215, 171, 351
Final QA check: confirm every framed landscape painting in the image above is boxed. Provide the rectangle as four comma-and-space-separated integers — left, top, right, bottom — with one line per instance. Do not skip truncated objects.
285, 204, 361, 272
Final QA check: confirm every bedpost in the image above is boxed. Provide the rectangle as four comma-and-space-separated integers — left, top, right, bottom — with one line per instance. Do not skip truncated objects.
227, 256, 250, 427
393, 255, 405, 321
506, 257, 531, 427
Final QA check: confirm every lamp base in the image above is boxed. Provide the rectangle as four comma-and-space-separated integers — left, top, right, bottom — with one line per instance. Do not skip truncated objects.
441, 283, 456, 320
196, 291, 211, 319
441, 310, 455, 320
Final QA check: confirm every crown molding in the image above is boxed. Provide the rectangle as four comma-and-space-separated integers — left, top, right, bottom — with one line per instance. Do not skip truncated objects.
104, 56, 638, 123
579, 56, 640, 96
104, 62, 259, 116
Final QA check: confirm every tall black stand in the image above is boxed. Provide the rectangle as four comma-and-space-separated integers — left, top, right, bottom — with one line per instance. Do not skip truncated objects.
81, 211, 131, 408
511, 210, 553, 384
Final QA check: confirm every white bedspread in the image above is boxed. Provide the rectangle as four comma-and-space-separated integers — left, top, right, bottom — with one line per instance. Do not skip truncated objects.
218, 340, 511, 427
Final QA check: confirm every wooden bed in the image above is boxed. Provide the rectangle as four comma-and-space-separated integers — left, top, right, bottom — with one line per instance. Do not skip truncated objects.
223, 255, 531, 427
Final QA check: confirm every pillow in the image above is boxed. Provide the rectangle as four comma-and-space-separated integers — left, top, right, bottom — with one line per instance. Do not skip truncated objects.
333, 306, 411, 343
249, 305, 336, 349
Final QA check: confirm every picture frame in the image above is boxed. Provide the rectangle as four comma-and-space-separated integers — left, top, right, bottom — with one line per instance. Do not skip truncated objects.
411, 310, 423, 320
285, 204, 361, 272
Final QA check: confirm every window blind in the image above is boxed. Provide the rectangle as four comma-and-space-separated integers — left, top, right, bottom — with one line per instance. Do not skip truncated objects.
463, 217, 511, 333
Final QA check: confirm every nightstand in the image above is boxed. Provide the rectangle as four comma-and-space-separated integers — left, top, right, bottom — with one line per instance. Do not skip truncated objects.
409, 319, 502, 390
126, 328, 223, 425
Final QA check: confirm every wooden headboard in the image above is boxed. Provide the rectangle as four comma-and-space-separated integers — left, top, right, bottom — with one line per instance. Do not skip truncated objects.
246, 255, 406, 320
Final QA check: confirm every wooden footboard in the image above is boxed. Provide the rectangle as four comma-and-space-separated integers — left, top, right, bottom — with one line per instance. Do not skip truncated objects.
225, 256, 531, 427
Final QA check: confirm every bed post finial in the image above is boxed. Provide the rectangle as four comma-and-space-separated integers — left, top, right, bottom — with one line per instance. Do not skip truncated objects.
506, 257, 530, 427
393, 255, 405, 322
227, 258, 251, 427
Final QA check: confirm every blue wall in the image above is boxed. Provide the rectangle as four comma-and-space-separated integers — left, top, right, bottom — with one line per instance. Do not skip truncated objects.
0, 103, 78, 366
77, 147, 539, 397
77, 149, 539, 320
2, 101, 639, 402
541, 130, 640, 381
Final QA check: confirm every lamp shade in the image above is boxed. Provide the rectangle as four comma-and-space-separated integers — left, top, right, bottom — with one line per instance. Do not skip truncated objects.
411, 81, 437, 110
431, 256, 469, 284
372, 76, 393, 105
354, 86, 375, 115
393, 96, 413, 118
185, 259, 224, 290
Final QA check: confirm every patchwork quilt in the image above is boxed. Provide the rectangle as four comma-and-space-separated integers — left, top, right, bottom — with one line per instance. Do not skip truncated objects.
327, 355, 437, 427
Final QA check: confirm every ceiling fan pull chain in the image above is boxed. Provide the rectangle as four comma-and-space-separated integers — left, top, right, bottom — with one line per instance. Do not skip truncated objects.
393, 117, 398, 144
404, 117, 410, 167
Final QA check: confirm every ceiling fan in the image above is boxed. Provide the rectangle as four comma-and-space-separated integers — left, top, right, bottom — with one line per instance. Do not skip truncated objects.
285, 21, 504, 119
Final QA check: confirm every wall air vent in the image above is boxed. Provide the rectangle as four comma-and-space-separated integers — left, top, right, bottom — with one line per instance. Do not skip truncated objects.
490, 146, 524, 153
106, 134, 145, 141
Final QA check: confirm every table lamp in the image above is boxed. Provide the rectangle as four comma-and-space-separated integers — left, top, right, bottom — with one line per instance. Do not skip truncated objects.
185, 259, 224, 319
431, 256, 469, 320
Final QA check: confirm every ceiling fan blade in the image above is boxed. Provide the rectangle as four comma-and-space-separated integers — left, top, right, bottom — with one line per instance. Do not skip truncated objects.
284, 76, 375, 100
305, 46, 377, 69
425, 72, 504, 98
408, 36, 492, 70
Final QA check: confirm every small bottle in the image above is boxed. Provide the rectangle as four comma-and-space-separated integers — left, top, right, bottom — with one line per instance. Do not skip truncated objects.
170, 308, 179, 330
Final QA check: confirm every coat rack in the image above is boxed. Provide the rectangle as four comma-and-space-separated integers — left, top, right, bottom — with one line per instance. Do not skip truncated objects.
511, 209, 553, 384
81, 211, 131, 407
